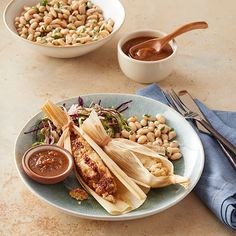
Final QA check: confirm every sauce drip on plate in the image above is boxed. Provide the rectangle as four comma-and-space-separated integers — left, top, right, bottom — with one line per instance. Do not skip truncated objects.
122, 36, 173, 61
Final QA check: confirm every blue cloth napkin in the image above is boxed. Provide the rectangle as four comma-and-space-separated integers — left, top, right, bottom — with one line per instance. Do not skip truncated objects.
137, 84, 236, 231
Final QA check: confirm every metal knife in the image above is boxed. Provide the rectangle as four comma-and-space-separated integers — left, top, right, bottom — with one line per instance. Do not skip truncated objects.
178, 90, 236, 169
178, 90, 210, 134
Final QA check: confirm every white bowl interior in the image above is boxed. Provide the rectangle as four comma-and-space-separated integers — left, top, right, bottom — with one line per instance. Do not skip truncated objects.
4, 0, 125, 58
4, 0, 125, 36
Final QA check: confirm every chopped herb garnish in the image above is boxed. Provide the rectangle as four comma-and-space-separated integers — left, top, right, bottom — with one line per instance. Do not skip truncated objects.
160, 126, 165, 131
51, 34, 61, 39
40, 0, 48, 6
32, 6, 39, 12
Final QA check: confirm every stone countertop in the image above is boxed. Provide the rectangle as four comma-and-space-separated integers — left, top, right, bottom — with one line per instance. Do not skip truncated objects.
0, 0, 235, 235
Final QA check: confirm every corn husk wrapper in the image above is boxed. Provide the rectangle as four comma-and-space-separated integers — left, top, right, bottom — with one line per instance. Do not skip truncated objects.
82, 110, 189, 189
42, 101, 147, 215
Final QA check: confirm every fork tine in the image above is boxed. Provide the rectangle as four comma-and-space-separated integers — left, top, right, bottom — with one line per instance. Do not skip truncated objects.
162, 90, 178, 110
170, 89, 190, 112
169, 90, 198, 119
164, 90, 188, 116
166, 90, 187, 114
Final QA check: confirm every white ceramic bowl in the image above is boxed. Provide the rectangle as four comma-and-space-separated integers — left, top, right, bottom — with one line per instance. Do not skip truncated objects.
117, 30, 177, 84
3, 0, 125, 58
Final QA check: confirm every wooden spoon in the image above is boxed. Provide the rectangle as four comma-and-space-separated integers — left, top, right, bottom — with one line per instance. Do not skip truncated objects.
129, 21, 208, 60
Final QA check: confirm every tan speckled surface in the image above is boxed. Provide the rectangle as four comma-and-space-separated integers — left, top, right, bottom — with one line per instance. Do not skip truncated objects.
1, 0, 236, 235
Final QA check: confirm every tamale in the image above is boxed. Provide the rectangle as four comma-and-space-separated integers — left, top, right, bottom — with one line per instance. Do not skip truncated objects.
41, 101, 147, 215
82, 110, 189, 189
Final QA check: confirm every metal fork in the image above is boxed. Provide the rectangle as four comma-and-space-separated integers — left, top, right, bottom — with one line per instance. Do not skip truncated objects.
163, 89, 236, 169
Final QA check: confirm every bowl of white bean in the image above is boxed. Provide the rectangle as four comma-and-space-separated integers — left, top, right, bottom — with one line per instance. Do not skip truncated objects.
4, 0, 125, 58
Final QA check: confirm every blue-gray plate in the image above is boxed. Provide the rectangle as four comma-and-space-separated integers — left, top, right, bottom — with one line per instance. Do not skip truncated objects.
14, 94, 204, 221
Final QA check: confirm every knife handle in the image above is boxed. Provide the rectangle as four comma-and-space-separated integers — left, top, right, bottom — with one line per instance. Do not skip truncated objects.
217, 141, 236, 170
197, 118, 236, 155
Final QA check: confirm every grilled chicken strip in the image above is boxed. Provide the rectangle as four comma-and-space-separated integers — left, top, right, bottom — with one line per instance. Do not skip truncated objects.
71, 133, 117, 203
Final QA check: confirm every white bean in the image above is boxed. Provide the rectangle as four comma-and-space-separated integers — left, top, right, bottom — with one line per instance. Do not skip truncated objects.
87, 8, 97, 15
29, 18, 37, 24
50, 7, 57, 18
44, 16, 52, 25
170, 147, 180, 154
170, 141, 179, 148
170, 153, 182, 160
27, 34, 34, 41
71, 2, 79, 10
27, 8, 37, 15
75, 21, 83, 27
58, 39, 65, 45
158, 124, 165, 132
87, 14, 98, 20
167, 147, 173, 155
67, 23, 76, 30
148, 126, 154, 132
39, 6, 46, 12
28, 27, 35, 34
121, 130, 130, 139
147, 132, 155, 142
99, 30, 109, 38
19, 17, 26, 25
156, 114, 166, 124
137, 127, 149, 135
155, 138, 163, 145
78, 35, 91, 43
127, 116, 137, 122
154, 129, 161, 137
129, 134, 136, 142
154, 120, 160, 127
24, 12, 32, 21
107, 18, 114, 26
20, 33, 27, 39
140, 119, 147, 127
162, 141, 169, 148
105, 23, 113, 33
58, 13, 63, 19
168, 131, 177, 140
79, 4, 86, 14
128, 122, 137, 132
161, 134, 168, 141
30, 22, 38, 29
137, 135, 147, 144
148, 121, 155, 128
66, 34, 73, 44
61, 28, 69, 35
22, 27, 28, 34
135, 121, 142, 130
62, 9, 70, 16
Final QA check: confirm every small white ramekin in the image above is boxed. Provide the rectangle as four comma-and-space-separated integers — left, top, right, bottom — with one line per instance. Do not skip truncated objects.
117, 29, 177, 84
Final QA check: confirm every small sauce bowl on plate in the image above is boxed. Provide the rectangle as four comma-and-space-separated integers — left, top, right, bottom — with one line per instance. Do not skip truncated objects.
22, 144, 74, 184
117, 29, 177, 84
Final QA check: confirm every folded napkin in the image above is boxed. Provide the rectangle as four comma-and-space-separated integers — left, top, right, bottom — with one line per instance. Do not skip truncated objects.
137, 84, 236, 231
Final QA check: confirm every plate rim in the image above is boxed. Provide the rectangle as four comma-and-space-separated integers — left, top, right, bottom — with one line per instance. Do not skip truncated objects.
14, 93, 205, 221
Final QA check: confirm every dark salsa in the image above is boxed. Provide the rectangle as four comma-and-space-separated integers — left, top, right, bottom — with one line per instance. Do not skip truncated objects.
28, 150, 69, 177
122, 36, 173, 61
